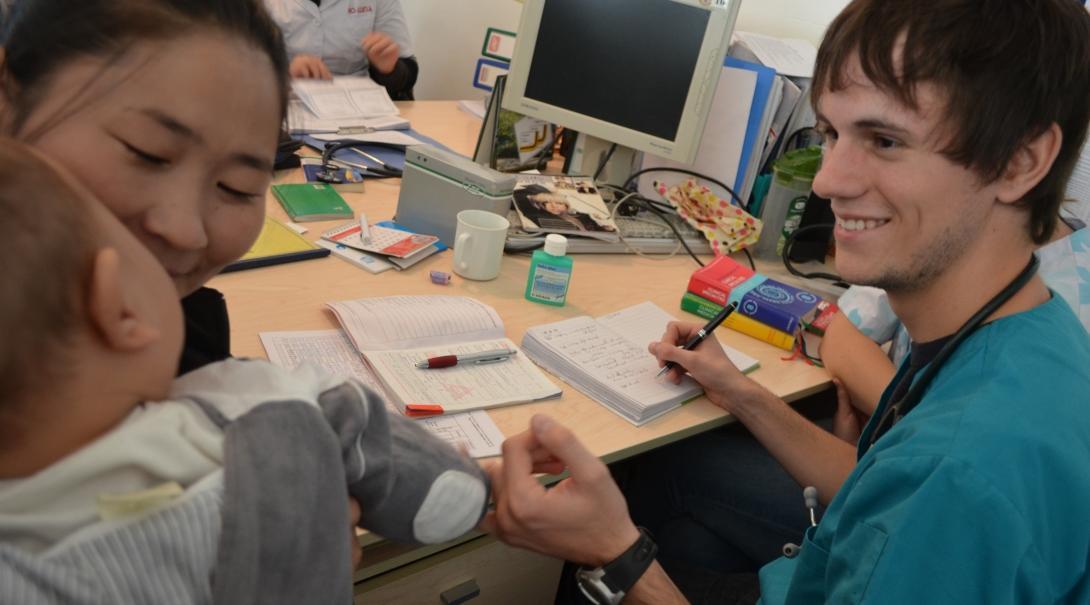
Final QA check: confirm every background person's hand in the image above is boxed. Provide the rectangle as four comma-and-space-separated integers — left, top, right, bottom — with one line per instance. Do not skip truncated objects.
361, 32, 400, 74
290, 54, 332, 80
480, 415, 640, 568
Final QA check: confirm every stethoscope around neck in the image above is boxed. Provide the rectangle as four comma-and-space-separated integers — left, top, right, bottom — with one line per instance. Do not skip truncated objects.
865, 254, 1041, 452
782, 254, 1040, 558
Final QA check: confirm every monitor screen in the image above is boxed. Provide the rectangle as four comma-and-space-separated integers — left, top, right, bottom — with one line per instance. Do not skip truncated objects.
503, 0, 737, 164
525, 0, 709, 142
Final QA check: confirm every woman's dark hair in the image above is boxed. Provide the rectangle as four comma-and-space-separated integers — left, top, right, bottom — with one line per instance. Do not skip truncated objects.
0, 0, 289, 138
813, 0, 1090, 244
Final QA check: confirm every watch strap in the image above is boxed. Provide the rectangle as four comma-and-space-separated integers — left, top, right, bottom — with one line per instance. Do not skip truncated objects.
599, 528, 658, 594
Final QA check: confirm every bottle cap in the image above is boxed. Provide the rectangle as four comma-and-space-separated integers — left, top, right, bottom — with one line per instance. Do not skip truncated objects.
544, 233, 568, 256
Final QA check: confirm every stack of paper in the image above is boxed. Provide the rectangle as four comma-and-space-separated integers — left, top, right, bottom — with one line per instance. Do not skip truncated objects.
521, 302, 759, 426
317, 220, 445, 274
288, 76, 409, 134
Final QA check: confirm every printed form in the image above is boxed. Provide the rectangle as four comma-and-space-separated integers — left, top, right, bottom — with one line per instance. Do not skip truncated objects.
260, 329, 505, 457
292, 76, 398, 119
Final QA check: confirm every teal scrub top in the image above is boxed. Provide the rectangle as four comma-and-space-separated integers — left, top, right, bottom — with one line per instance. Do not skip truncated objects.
759, 294, 1090, 604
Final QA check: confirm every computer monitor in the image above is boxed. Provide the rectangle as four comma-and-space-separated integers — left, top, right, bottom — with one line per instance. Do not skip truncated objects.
503, 0, 739, 165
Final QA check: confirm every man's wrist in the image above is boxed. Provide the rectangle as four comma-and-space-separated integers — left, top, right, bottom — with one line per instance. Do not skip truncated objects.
577, 527, 659, 605
588, 523, 641, 568
713, 380, 774, 420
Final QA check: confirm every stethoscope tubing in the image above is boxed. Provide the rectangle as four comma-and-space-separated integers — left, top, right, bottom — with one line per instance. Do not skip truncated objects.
865, 254, 1041, 451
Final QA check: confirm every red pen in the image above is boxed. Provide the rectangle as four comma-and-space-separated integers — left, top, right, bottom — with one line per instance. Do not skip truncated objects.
414, 348, 517, 369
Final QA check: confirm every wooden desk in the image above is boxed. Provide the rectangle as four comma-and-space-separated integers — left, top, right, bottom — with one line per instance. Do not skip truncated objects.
206, 101, 831, 599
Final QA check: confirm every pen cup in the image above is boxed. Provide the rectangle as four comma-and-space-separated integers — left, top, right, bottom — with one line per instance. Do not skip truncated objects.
453, 209, 509, 281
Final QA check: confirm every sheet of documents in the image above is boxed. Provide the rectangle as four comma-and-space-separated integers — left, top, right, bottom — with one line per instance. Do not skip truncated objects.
735, 31, 817, 78
417, 412, 505, 458
327, 296, 506, 351
522, 316, 699, 426
260, 329, 507, 457
597, 301, 759, 373
521, 302, 758, 426
260, 329, 389, 402
287, 100, 410, 134
364, 338, 562, 412
293, 76, 398, 120
310, 130, 424, 146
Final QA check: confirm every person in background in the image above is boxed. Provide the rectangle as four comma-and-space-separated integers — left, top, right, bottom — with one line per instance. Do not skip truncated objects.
264, 0, 418, 99
481, 0, 1090, 602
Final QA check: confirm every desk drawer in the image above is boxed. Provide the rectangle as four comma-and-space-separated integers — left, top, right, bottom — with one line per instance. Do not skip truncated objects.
355, 536, 563, 604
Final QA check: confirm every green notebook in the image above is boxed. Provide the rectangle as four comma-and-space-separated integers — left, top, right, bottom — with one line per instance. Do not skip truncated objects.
271, 183, 353, 222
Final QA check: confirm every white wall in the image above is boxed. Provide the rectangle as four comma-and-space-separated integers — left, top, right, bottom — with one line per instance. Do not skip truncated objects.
400, 1, 524, 101
402, 0, 851, 100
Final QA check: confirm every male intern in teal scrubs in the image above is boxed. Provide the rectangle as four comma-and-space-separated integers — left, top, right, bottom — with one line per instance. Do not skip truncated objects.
480, 1, 1090, 603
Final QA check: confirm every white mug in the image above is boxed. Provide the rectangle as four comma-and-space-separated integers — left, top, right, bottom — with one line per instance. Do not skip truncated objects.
453, 209, 510, 281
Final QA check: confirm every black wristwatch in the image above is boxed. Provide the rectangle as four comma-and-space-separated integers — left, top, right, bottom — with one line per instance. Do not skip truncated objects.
575, 528, 658, 605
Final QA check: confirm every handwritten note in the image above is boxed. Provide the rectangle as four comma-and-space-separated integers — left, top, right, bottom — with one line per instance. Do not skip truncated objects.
519, 302, 757, 425
527, 317, 698, 409
598, 301, 759, 373
260, 329, 388, 400
418, 411, 505, 458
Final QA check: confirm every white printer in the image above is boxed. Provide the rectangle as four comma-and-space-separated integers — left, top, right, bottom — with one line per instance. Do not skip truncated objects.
395, 145, 516, 246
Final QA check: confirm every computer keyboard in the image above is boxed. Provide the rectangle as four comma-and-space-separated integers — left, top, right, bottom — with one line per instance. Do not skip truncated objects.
506, 206, 711, 254
612, 212, 704, 240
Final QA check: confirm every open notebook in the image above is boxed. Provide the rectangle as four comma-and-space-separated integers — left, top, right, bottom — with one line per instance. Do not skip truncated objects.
327, 295, 561, 415
521, 302, 760, 426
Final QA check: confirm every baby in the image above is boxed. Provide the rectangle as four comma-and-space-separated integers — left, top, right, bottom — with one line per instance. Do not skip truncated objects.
0, 140, 489, 604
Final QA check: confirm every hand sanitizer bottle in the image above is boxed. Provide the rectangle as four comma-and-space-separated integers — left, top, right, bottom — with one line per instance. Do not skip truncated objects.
525, 234, 573, 306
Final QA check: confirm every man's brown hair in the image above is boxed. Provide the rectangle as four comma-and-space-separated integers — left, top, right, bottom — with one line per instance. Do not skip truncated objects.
813, 0, 1090, 244
0, 139, 98, 417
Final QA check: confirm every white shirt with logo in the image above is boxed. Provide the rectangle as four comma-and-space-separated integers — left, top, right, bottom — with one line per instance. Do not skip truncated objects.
265, 0, 414, 76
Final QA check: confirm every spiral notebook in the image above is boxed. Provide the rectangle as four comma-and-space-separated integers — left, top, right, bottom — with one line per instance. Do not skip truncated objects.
521, 302, 759, 426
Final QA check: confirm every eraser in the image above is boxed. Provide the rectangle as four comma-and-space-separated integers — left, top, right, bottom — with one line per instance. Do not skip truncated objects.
430, 270, 452, 285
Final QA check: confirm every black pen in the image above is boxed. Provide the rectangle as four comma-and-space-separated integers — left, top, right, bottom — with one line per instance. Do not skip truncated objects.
655, 301, 739, 378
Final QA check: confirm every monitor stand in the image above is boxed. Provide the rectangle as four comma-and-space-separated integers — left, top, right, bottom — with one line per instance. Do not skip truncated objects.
564, 133, 641, 187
